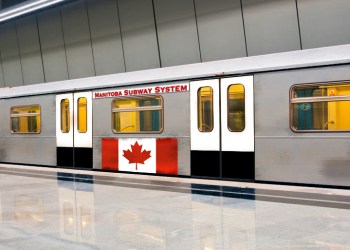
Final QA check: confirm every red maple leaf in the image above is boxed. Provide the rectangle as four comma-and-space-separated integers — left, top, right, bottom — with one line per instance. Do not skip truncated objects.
122, 141, 151, 170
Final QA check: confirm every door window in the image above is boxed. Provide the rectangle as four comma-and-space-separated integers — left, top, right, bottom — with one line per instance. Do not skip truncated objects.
197, 86, 213, 132
77, 97, 87, 133
227, 84, 245, 132
60, 99, 70, 133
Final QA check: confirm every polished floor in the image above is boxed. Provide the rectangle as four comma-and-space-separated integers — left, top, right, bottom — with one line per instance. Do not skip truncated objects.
0, 164, 349, 250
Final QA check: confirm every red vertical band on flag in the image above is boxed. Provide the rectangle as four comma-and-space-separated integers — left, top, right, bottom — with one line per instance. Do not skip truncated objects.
102, 138, 119, 171
156, 138, 178, 175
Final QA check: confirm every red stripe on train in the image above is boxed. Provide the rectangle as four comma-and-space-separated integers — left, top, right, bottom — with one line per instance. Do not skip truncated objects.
101, 138, 119, 171
156, 138, 178, 175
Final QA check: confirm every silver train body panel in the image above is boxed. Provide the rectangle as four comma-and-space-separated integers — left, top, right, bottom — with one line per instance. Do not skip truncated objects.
0, 95, 56, 166
254, 64, 350, 186
1, 45, 350, 187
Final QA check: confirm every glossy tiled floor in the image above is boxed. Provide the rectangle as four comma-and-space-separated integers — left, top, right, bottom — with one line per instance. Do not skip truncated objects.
0, 164, 349, 250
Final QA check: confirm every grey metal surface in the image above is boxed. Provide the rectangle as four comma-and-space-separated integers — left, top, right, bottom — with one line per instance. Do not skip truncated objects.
254, 64, 350, 187
93, 139, 101, 170
154, 0, 200, 67
1, 44, 350, 99
118, 0, 160, 71
87, 0, 125, 76
16, 15, 45, 85
242, 0, 300, 56
37, 8, 69, 82
0, 95, 56, 166
256, 137, 350, 187
92, 97, 113, 137
298, 0, 350, 49
0, 54, 4, 87
0, 22, 23, 87
195, 0, 246, 61
61, 0, 95, 78
0, 137, 56, 166
163, 90, 190, 175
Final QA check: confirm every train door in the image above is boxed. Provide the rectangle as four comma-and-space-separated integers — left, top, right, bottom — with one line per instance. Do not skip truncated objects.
56, 92, 93, 169
190, 76, 254, 180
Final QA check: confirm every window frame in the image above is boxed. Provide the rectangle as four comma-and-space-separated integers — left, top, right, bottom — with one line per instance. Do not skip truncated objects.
111, 95, 164, 134
290, 81, 350, 133
227, 83, 245, 132
10, 104, 41, 134
60, 98, 70, 133
197, 86, 214, 132
77, 97, 88, 133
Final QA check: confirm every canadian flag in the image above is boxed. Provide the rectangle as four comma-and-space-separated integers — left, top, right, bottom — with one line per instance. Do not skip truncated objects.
101, 138, 178, 175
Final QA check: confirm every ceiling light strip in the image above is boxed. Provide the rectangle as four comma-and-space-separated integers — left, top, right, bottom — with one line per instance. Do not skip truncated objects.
0, 0, 65, 22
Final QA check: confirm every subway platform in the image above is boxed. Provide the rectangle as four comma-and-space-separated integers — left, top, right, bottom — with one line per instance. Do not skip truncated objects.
0, 163, 349, 249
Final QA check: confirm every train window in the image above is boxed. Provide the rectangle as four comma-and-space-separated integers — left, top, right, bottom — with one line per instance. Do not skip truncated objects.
227, 84, 245, 132
198, 87, 213, 132
291, 83, 350, 131
77, 97, 87, 133
112, 96, 163, 133
60, 99, 70, 133
10, 105, 41, 133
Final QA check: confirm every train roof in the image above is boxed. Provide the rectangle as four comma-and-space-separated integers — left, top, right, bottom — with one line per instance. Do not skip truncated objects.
1, 44, 350, 99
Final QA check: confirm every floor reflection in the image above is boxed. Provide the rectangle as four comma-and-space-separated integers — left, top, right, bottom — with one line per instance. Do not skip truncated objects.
15, 194, 45, 223
57, 173, 95, 245
0, 167, 349, 249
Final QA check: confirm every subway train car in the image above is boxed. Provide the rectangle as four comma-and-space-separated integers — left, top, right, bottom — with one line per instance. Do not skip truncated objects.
1, 44, 350, 188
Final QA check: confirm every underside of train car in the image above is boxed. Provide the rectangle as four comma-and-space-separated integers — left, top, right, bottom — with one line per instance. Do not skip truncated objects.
1, 45, 350, 188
